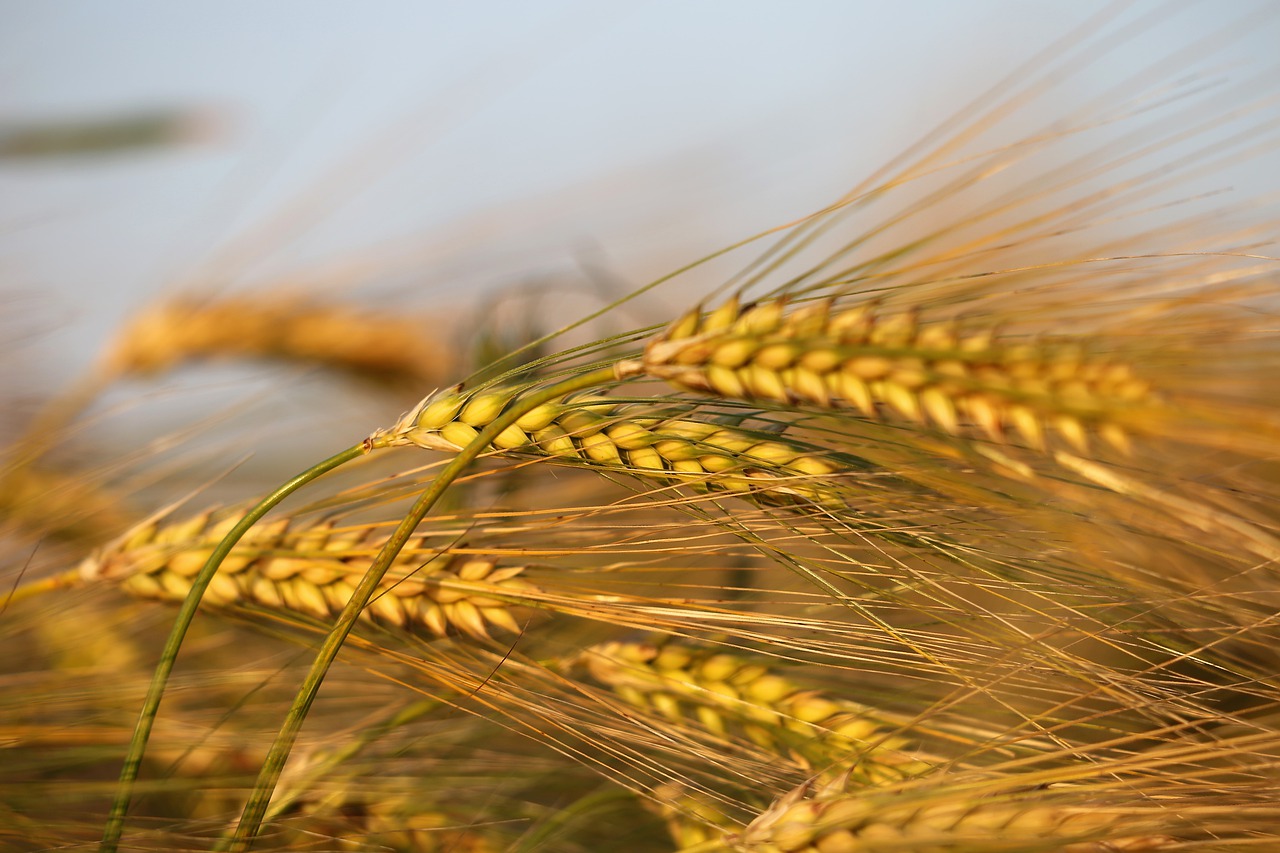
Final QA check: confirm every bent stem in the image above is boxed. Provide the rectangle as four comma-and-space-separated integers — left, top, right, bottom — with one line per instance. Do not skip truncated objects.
227, 364, 620, 850
100, 444, 367, 853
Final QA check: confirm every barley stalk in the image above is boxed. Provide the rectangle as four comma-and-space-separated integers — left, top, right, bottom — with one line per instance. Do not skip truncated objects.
80, 510, 537, 641
621, 296, 1156, 458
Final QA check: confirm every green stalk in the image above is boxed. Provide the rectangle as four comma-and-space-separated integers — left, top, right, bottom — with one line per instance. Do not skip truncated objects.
227, 365, 619, 850
100, 444, 366, 853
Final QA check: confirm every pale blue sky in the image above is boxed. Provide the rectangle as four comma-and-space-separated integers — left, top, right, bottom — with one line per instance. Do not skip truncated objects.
1, 2, 1276, 382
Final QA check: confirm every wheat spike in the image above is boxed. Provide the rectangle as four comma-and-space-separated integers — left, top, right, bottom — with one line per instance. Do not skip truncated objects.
368, 385, 862, 512
576, 638, 935, 784
102, 295, 456, 386
732, 772, 1175, 853
626, 296, 1156, 457
79, 510, 536, 640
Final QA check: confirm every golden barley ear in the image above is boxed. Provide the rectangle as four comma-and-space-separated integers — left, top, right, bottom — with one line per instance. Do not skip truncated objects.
79, 508, 538, 641
574, 637, 937, 783
732, 771, 1177, 853
369, 384, 879, 513
628, 295, 1156, 459
100, 294, 458, 387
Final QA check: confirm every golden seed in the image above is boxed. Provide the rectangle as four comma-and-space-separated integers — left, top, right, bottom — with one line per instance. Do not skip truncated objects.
431, 583, 467, 605
709, 336, 757, 368
704, 430, 755, 454
789, 456, 836, 477
291, 579, 330, 618
1008, 405, 1045, 450
736, 300, 786, 335
482, 605, 520, 634
742, 363, 790, 401
1054, 415, 1090, 454
965, 395, 1003, 441
515, 402, 562, 431
532, 424, 578, 457
458, 392, 508, 426
699, 454, 737, 473
832, 373, 876, 416
439, 420, 481, 450
792, 693, 841, 723
606, 421, 656, 450
581, 432, 623, 464
845, 356, 893, 380
666, 306, 703, 340
788, 366, 831, 406
670, 458, 707, 476
829, 305, 873, 341
869, 311, 917, 346
119, 571, 162, 598
881, 382, 922, 422
159, 571, 191, 600
915, 320, 957, 350
422, 604, 449, 637
1100, 422, 1132, 454
654, 438, 698, 462
703, 296, 741, 333
706, 364, 748, 398
889, 360, 928, 389
754, 341, 801, 370
920, 387, 960, 433
557, 409, 604, 437
698, 654, 741, 683
626, 446, 667, 470
490, 423, 531, 450
368, 592, 405, 626
672, 339, 713, 366
448, 599, 490, 640
416, 394, 466, 430
743, 441, 801, 466
458, 559, 494, 581
696, 706, 728, 736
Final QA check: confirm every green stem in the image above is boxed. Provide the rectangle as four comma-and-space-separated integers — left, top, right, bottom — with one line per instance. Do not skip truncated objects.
228, 365, 619, 850
100, 444, 366, 853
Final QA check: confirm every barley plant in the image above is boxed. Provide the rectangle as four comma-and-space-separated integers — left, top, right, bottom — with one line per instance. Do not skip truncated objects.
5, 8, 1280, 853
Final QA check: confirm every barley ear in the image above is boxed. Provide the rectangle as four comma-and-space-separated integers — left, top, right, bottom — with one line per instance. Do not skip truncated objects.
626, 296, 1160, 461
